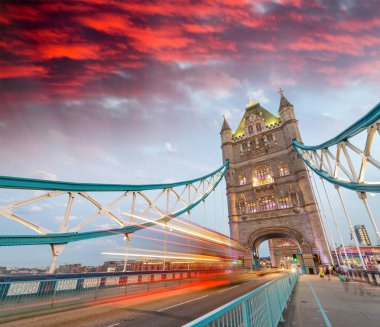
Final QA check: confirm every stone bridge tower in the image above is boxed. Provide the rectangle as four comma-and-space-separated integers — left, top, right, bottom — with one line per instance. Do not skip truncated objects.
221, 91, 330, 273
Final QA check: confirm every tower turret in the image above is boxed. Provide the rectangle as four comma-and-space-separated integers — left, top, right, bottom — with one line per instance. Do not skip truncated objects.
278, 88, 302, 145
278, 88, 295, 121
220, 115, 233, 163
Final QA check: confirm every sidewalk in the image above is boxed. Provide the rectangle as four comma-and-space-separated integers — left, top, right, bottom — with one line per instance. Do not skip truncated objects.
282, 274, 380, 326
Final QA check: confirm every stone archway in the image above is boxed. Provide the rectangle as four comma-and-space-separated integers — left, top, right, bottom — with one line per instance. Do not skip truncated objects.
244, 226, 316, 273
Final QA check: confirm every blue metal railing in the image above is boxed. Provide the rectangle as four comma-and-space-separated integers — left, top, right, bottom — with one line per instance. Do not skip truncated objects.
0, 270, 226, 316
184, 272, 298, 327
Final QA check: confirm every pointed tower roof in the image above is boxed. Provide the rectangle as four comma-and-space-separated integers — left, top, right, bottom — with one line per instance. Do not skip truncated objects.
278, 88, 293, 111
220, 115, 232, 133
233, 100, 280, 139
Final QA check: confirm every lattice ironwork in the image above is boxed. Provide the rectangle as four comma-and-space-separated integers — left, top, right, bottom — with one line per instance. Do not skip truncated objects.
293, 102, 380, 193
0, 161, 229, 247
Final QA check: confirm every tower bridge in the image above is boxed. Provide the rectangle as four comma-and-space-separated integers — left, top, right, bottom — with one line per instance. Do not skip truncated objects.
221, 92, 330, 274
0, 94, 379, 326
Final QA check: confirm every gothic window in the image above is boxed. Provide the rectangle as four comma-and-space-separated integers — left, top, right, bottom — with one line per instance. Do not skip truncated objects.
256, 122, 262, 133
252, 166, 274, 186
246, 202, 257, 213
248, 125, 254, 135
238, 194, 246, 214
242, 143, 248, 151
239, 175, 247, 185
239, 202, 246, 214
279, 164, 290, 176
258, 137, 265, 147
267, 134, 273, 142
258, 195, 276, 211
278, 196, 292, 209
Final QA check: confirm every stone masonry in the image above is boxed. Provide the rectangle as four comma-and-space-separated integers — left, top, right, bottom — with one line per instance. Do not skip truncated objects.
220, 91, 331, 273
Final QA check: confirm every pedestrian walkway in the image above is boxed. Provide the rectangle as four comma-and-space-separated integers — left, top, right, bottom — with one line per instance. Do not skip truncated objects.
282, 274, 380, 327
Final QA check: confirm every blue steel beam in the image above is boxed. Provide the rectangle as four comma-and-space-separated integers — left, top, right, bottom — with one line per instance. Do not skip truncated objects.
0, 161, 228, 192
0, 161, 229, 246
294, 102, 380, 151
293, 144, 380, 192
293, 102, 380, 192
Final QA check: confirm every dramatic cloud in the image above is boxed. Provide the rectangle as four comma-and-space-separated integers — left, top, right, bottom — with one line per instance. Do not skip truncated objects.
1, 0, 379, 103
1, 0, 379, 266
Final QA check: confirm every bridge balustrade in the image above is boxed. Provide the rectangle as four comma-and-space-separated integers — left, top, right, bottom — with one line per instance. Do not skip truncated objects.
347, 269, 380, 286
184, 272, 298, 327
0, 269, 228, 317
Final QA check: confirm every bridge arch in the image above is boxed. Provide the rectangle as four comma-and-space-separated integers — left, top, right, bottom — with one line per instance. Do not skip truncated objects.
245, 226, 314, 272
246, 226, 311, 255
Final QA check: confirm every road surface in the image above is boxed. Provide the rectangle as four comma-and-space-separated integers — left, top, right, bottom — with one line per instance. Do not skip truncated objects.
3, 271, 284, 327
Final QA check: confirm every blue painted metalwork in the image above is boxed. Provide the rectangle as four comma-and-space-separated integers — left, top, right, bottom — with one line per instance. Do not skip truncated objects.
0, 161, 229, 246
294, 102, 380, 151
0, 269, 216, 314
183, 272, 298, 327
293, 143, 380, 192
293, 102, 380, 192
0, 161, 229, 191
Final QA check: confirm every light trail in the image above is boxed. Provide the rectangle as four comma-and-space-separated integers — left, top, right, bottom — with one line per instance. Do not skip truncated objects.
102, 252, 223, 261
131, 234, 211, 250
141, 226, 232, 249
121, 211, 242, 249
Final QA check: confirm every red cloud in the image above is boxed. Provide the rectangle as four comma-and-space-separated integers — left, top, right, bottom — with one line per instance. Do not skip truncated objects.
288, 33, 380, 57
1, 0, 379, 103
78, 14, 132, 34
38, 44, 101, 60
0, 65, 46, 78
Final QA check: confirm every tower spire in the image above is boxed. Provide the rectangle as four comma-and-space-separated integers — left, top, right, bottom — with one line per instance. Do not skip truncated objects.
220, 115, 232, 133
278, 88, 293, 112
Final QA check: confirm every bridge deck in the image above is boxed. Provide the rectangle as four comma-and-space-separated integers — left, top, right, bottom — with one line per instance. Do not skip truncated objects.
282, 274, 380, 327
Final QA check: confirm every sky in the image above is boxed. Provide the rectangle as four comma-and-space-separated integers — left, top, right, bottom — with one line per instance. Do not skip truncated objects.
0, 0, 379, 268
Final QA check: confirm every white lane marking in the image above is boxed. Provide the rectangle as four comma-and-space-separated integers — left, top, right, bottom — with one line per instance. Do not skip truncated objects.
157, 295, 209, 312
246, 278, 263, 284
106, 323, 120, 327
218, 285, 239, 293
156, 275, 270, 312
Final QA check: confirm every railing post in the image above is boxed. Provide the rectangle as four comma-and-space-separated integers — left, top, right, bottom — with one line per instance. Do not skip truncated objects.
372, 273, 378, 286
265, 288, 274, 327
242, 300, 251, 327
50, 285, 57, 309
275, 282, 285, 322
94, 282, 99, 300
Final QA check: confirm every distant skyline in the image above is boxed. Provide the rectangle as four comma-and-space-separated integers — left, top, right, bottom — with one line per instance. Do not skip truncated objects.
1, 0, 379, 268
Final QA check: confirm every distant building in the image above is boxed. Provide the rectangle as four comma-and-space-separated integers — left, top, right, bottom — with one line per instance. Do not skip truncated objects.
334, 245, 380, 268
354, 225, 371, 246
55, 263, 83, 274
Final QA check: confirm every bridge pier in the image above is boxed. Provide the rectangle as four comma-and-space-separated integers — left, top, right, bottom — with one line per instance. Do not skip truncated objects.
48, 244, 65, 273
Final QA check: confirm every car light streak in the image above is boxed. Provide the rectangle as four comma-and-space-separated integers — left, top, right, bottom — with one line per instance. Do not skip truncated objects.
102, 252, 222, 261
121, 211, 242, 249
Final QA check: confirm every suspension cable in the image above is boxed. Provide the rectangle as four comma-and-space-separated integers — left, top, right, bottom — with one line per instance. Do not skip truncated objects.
221, 180, 226, 235
203, 181, 206, 227
321, 178, 350, 265
359, 192, 380, 244
213, 189, 217, 230
311, 172, 339, 266
335, 187, 367, 269
188, 185, 191, 270
163, 189, 169, 271
123, 234, 129, 272
307, 169, 335, 265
